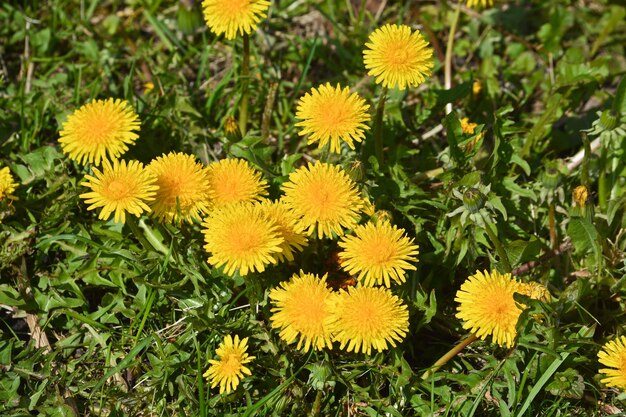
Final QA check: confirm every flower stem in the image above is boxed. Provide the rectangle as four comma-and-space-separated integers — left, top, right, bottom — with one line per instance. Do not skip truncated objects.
239, 33, 250, 135
482, 216, 512, 273
126, 216, 155, 252
444, 2, 462, 115
422, 333, 478, 380
373, 86, 388, 166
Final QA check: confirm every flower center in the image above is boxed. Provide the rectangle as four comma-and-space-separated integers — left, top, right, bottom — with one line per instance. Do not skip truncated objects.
214, 177, 249, 203
221, 353, 241, 374
385, 43, 411, 68
81, 115, 116, 144
306, 181, 340, 217
105, 179, 132, 201
230, 226, 262, 252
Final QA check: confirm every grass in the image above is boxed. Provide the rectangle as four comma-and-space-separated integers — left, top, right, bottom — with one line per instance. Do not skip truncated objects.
1, 0, 626, 416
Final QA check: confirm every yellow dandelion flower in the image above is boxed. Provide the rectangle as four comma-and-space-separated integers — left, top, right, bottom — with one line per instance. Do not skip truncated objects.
0, 167, 18, 202
79, 159, 157, 224
363, 24, 434, 90
599, 336, 626, 391
269, 271, 335, 352
295, 83, 371, 154
472, 80, 482, 95
573, 185, 588, 208
258, 200, 308, 262
460, 118, 478, 135
201, 0, 270, 40
281, 162, 363, 239
202, 203, 283, 276
147, 152, 211, 224
518, 281, 551, 302
329, 286, 409, 355
206, 158, 268, 209
204, 334, 255, 394
338, 221, 419, 287
59, 98, 140, 165
467, 0, 494, 8
455, 270, 528, 348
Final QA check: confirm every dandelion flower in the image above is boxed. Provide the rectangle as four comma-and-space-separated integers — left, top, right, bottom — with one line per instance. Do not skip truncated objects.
573, 185, 588, 208
59, 98, 140, 165
201, 0, 270, 40
0, 167, 18, 202
295, 83, 371, 154
467, 0, 494, 8
80, 159, 157, 224
259, 200, 308, 262
202, 203, 283, 276
147, 152, 211, 224
518, 281, 551, 302
329, 286, 409, 354
338, 221, 419, 287
281, 162, 363, 239
269, 271, 335, 352
204, 334, 255, 394
363, 24, 434, 90
599, 336, 626, 391
455, 270, 528, 348
206, 158, 268, 209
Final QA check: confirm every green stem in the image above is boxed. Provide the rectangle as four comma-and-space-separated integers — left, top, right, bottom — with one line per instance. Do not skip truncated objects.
598, 145, 608, 212
126, 215, 155, 251
422, 333, 478, 380
239, 33, 250, 135
444, 2, 462, 115
311, 389, 323, 417
548, 202, 557, 251
482, 217, 512, 273
373, 86, 388, 166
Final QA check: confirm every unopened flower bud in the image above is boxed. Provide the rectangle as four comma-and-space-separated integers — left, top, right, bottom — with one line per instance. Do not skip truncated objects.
224, 116, 242, 143
462, 187, 486, 213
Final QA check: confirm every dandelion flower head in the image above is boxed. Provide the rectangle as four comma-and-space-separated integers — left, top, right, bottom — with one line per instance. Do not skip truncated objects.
281, 162, 363, 239
147, 152, 211, 224
0, 167, 18, 202
204, 334, 255, 394
59, 98, 140, 165
598, 336, 626, 391
455, 270, 529, 348
269, 271, 335, 352
206, 158, 268, 209
202, 203, 283, 276
201, 0, 270, 40
467, 0, 494, 8
79, 159, 157, 224
295, 83, 371, 154
259, 200, 308, 262
363, 24, 434, 90
329, 286, 409, 355
338, 221, 419, 287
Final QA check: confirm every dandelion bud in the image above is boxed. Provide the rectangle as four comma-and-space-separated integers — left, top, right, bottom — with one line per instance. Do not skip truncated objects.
224, 116, 242, 143
599, 110, 618, 131
462, 187, 486, 213
542, 167, 561, 190
573, 185, 588, 208
346, 160, 364, 183
372, 209, 393, 224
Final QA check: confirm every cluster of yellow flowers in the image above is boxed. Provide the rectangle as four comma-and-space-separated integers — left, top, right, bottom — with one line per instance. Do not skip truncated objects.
50, 0, 626, 398
269, 271, 409, 355
0, 167, 18, 204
